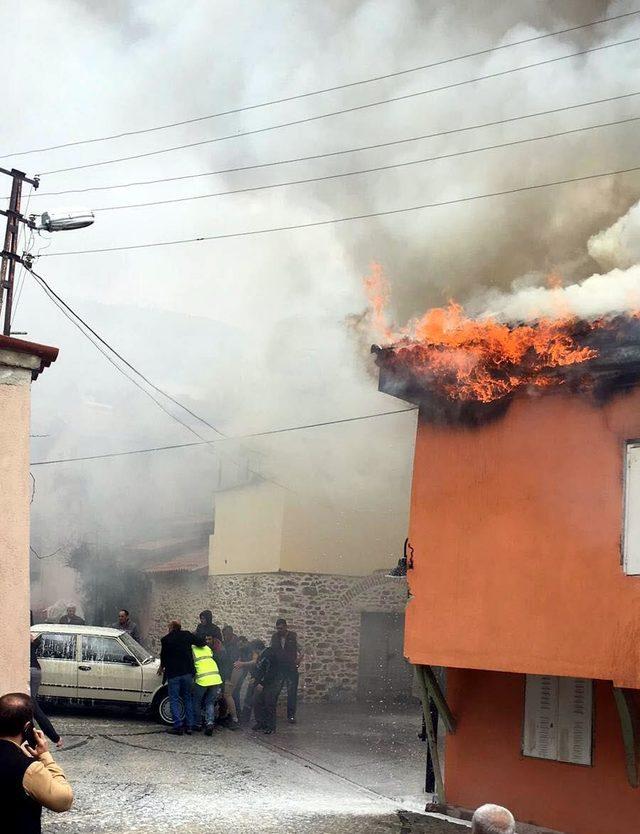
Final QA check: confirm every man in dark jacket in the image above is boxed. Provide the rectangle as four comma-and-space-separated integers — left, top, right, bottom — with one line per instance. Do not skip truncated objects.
111, 609, 140, 642
270, 618, 301, 724
0, 692, 73, 833
252, 646, 281, 735
195, 610, 222, 642
158, 619, 205, 735
58, 605, 84, 625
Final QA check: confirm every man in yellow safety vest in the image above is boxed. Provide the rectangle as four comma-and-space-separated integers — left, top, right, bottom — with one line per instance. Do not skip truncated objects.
191, 637, 223, 736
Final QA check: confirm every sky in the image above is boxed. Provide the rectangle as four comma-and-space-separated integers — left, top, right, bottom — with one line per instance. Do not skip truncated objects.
2, 0, 640, 559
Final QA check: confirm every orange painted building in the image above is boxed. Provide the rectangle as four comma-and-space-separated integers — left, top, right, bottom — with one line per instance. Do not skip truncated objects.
376, 351, 640, 834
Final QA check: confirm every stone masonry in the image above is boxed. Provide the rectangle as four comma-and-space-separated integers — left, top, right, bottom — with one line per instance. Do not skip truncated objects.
147, 571, 408, 702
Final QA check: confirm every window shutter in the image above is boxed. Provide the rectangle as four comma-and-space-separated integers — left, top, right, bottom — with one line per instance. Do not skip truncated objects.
523, 675, 559, 760
623, 443, 640, 575
557, 677, 593, 765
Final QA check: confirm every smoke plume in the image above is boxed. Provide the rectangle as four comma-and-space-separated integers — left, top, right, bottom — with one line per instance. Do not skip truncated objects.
589, 198, 640, 269
1, 0, 639, 576
463, 199, 640, 322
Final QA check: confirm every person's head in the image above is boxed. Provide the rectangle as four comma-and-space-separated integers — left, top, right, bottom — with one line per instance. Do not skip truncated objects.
238, 635, 248, 647
250, 639, 266, 653
67, 605, 76, 618
276, 618, 288, 636
118, 609, 130, 626
168, 619, 182, 632
471, 804, 516, 834
0, 692, 33, 740
205, 635, 215, 649
222, 625, 234, 641
199, 610, 213, 626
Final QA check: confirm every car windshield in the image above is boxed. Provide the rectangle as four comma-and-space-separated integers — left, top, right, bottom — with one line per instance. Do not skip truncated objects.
119, 632, 154, 664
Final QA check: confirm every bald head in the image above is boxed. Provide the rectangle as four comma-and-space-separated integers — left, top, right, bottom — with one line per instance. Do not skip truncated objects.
471, 804, 516, 834
0, 692, 33, 738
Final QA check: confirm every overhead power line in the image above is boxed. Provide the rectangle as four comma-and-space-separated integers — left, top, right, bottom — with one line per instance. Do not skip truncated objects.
28, 267, 281, 488
29, 266, 225, 438
39, 163, 640, 258
38, 35, 640, 176
92, 114, 640, 213
23, 90, 640, 199
29, 406, 418, 467
30, 271, 220, 442
3, 7, 639, 160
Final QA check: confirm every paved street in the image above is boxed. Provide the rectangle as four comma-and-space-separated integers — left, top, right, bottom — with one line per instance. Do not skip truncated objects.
42, 702, 468, 834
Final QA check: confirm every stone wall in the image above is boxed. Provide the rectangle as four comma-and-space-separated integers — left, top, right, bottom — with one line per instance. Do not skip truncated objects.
147, 571, 408, 702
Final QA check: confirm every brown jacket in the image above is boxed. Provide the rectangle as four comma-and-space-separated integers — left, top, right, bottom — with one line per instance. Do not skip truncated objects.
0, 739, 73, 834
23, 750, 74, 811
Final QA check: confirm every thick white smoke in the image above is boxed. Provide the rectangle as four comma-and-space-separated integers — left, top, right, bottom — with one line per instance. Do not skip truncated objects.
589, 199, 640, 269
472, 199, 640, 322
1, 0, 639, 564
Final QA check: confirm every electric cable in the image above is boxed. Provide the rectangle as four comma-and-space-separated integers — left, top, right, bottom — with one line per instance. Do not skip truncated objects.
28, 266, 226, 438
23, 89, 640, 199
91, 113, 640, 213
30, 273, 214, 442
3, 7, 639, 159
37, 35, 640, 176
30, 545, 64, 560
29, 406, 418, 466
27, 268, 285, 489
39, 162, 640, 258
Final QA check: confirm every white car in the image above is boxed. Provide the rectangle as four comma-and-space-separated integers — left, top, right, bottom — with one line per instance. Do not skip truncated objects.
30, 623, 180, 725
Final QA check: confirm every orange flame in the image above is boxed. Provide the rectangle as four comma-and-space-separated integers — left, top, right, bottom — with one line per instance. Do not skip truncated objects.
365, 265, 600, 403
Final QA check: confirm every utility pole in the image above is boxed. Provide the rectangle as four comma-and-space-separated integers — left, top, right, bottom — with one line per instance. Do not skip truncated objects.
0, 167, 39, 336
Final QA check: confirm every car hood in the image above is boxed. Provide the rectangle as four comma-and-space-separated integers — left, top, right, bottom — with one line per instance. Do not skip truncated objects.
142, 657, 162, 687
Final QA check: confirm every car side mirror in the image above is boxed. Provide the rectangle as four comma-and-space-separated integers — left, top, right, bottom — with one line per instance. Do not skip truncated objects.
122, 655, 138, 665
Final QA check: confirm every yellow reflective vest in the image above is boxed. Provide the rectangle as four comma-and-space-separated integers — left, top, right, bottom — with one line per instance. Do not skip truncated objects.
192, 645, 223, 687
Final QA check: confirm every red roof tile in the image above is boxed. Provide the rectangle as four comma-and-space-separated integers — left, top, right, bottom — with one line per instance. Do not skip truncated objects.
0, 335, 58, 379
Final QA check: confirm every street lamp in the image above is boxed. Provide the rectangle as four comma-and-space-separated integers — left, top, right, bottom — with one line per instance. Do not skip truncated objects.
0, 167, 95, 335
32, 209, 95, 233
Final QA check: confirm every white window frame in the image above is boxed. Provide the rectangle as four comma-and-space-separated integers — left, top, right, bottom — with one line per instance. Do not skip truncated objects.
522, 675, 593, 766
623, 441, 640, 575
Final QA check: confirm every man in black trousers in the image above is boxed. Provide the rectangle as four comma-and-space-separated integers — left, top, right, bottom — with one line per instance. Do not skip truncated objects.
252, 645, 281, 735
270, 618, 301, 724
158, 619, 205, 735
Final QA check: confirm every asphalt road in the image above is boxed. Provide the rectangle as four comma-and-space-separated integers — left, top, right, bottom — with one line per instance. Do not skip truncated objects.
42, 706, 468, 834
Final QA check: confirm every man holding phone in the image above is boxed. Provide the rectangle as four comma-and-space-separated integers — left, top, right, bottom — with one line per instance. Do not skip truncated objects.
0, 692, 73, 833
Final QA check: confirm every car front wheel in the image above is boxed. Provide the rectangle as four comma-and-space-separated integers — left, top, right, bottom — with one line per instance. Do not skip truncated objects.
155, 691, 185, 726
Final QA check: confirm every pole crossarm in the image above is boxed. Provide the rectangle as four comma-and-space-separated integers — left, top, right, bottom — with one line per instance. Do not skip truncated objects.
0, 167, 39, 188
0, 208, 35, 227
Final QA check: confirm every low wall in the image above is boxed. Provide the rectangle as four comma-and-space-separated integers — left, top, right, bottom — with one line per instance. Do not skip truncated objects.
147, 571, 408, 702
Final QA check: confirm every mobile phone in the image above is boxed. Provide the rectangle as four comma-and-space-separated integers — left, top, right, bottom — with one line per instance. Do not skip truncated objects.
22, 721, 37, 749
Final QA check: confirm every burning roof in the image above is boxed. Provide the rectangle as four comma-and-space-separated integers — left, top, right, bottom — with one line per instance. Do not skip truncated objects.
365, 249, 640, 429
373, 312, 640, 425
364, 188, 640, 426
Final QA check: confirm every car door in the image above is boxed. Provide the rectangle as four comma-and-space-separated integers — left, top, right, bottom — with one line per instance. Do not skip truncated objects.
77, 634, 143, 703
37, 632, 79, 699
